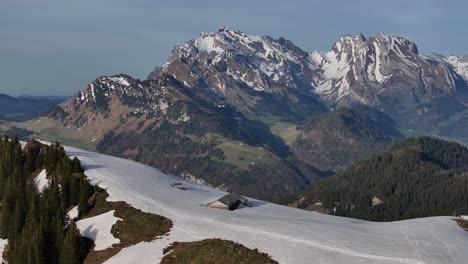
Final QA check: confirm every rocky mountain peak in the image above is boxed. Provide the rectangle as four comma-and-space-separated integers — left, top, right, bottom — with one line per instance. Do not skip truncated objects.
74, 74, 140, 105
372, 32, 419, 55
311, 32, 464, 106
152, 28, 327, 120
167, 27, 310, 66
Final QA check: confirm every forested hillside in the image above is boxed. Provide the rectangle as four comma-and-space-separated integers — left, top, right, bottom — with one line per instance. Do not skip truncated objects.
0, 137, 277, 264
291, 106, 403, 172
299, 137, 468, 221
0, 137, 94, 263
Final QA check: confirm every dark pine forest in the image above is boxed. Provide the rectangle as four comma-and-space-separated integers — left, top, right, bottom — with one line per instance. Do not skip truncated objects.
0, 136, 95, 264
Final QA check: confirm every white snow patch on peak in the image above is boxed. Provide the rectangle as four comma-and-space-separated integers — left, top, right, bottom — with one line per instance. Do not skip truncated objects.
76, 210, 122, 251
34, 169, 50, 193
0, 239, 7, 264
446, 55, 468, 82
311, 45, 351, 98
219, 27, 263, 45
90, 83, 95, 99
188, 28, 304, 68
370, 40, 391, 84
107, 76, 131, 87
194, 34, 226, 54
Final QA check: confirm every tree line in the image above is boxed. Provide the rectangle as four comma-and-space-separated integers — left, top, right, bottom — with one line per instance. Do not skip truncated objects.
0, 136, 96, 263
301, 136, 468, 221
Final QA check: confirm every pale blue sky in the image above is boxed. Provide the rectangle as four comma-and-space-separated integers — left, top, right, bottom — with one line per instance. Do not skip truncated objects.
1, 0, 467, 96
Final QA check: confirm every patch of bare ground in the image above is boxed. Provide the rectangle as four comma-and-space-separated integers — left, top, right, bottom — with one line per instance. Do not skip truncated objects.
455, 219, 468, 232
161, 239, 278, 264
82, 189, 172, 264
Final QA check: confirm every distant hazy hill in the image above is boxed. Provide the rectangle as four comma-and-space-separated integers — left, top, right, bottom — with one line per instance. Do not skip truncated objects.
0, 94, 67, 121
299, 136, 468, 221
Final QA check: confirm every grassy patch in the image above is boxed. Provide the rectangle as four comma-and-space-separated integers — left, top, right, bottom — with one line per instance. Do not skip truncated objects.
82, 190, 172, 264
212, 137, 279, 170
0, 118, 96, 151
255, 114, 299, 146
270, 122, 299, 146
161, 239, 278, 264
39, 127, 95, 150
256, 114, 285, 125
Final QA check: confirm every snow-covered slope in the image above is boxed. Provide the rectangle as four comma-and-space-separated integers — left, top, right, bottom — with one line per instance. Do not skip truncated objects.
76, 210, 122, 251
33, 169, 50, 193
0, 239, 6, 264
67, 206, 79, 220
65, 146, 468, 264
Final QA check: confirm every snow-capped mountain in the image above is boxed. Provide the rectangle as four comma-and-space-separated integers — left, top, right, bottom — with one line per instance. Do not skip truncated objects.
160, 27, 318, 93
151, 27, 328, 120
152, 28, 467, 117
447, 55, 468, 82
52, 74, 190, 140
311, 33, 466, 106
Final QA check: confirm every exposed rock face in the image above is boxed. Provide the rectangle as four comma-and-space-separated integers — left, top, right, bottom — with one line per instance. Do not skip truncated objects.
152, 29, 467, 123
52, 74, 195, 140
144, 29, 468, 146
311, 33, 466, 109
152, 27, 328, 120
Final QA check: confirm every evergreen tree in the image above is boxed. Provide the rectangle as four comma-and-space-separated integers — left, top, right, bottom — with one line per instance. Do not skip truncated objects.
59, 223, 81, 264
0, 137, 96, 263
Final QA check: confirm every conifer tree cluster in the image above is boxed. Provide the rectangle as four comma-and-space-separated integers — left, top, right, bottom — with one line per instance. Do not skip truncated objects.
302, 136, 468, 221
0, 136, 95, 263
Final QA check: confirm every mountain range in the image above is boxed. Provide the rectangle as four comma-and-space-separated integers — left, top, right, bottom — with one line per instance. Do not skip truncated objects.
152, 28, 468, 130
7, 28, 468, 202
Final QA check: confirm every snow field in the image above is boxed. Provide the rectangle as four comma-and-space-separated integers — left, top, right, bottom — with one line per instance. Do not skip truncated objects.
76, 210, 122, 251
0, 239, 7, 264
33, 169, 50, 193
65, 146, 468, 264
